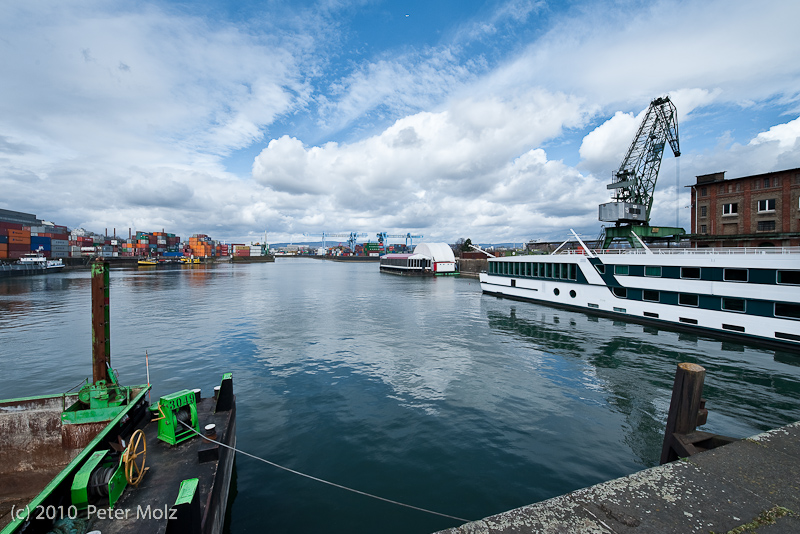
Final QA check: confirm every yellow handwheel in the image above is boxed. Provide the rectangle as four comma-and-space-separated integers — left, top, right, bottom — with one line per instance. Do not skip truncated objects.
123, 429, 148, 486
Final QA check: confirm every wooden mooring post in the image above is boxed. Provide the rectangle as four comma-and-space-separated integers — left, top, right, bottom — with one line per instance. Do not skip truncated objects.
660, 362, 737, 465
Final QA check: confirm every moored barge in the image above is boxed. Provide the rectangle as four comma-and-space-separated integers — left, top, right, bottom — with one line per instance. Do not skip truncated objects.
0, 260, 236, 534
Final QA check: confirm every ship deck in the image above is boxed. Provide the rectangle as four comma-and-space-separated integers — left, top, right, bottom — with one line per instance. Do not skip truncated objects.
88, 395, 236, 534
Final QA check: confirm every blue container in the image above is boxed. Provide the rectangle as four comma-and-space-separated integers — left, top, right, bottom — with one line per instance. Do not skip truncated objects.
0, 235, 7, 244
30, 242, 51, 251
31, 236, 51, 245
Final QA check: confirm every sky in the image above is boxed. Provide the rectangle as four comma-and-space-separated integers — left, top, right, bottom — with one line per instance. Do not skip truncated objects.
1, 0, 799, 246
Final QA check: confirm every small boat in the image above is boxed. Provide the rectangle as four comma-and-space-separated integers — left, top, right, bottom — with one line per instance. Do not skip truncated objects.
137, 258, 158, 266
0, 260, 236, 534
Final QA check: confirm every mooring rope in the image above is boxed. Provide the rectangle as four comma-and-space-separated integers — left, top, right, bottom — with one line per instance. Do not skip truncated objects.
179, 421, 470, 523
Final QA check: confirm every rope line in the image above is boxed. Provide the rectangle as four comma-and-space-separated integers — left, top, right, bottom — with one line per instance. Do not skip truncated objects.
179, 421, 470, 523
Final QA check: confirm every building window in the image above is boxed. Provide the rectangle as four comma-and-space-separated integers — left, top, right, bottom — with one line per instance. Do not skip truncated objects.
679, 294, 699, 307
722, 298, 746, 312
700, 225, 707, 234
722, 203, 738, 216
700, 187, 708, 197
681, 267, 701, 279
758, 199, 776, 212
700, 206, 707, 217
764, 177, 770, 188
757, 220, 776, 232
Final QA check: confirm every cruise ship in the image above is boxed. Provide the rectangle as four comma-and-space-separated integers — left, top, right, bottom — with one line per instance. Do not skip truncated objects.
479, 235, 800, 351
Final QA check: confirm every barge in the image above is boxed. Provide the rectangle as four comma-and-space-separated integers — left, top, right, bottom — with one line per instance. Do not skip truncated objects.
0, 252, 64, 278
0, 260, 235, 534
379, 243, 458, 276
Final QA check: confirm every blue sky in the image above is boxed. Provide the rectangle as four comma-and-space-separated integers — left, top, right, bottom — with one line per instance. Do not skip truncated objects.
1, 0, 799, 245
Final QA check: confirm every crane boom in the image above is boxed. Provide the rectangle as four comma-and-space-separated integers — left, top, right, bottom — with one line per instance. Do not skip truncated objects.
600, 96, 680, 225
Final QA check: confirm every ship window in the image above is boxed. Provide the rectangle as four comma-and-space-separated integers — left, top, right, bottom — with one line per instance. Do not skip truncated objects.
612, 287, 627, 298
723, 269, 748, 282
569, 290, 576, 298
679, 317, 699, 325
595, 264, 606, 274
758, 198, 776, 212
778, 270, 800, 285
643, 290, 660, 302
775, 303, 800, 320
553, 263, 560, 279
615, 265, 629, 276
643, 311, 659, 318
525, 263, 531, 277
681, 267, 701, 279
546, 264, 553, 278
588, 303, 599, 308
532, 263, 538, 277
722, 324, 745, 333
722, 203, 738, 215
553, 288, 560, 296
569, 264, 577, 280
722, 298, 746, 312
613, 307, 626, 313
679, 293, 699, 307
645, 266, 662, 277
561, 264, 569, 279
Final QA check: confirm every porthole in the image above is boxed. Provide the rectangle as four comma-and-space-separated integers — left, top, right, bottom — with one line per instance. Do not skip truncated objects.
569, 290, 576, 298
553, 288, 560, 296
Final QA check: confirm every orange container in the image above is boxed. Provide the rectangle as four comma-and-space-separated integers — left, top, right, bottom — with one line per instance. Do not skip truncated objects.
10, 236, 31, 245
9, 229, 30, 238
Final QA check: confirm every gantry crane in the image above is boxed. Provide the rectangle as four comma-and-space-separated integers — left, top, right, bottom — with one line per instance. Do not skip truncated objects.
376, 232, 423, 251
303, 232, 367, 251
598, 96, 685, 248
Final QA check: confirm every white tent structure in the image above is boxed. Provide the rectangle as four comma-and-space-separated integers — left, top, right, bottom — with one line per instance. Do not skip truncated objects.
412, 243, 456, 274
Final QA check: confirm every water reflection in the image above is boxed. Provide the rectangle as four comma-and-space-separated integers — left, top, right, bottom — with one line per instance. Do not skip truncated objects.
483, 303, 800, 466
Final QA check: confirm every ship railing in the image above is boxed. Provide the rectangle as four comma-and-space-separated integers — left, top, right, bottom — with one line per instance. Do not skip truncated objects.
558, 246, 800, 256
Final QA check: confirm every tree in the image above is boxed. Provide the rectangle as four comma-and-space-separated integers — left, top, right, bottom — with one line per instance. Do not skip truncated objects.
460, 238, 473, 252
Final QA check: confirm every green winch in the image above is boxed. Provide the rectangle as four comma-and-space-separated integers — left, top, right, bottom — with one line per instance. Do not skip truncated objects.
153, 390, 200, 445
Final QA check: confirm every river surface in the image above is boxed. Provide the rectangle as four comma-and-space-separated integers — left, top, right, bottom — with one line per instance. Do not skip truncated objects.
2, 259, 800, 533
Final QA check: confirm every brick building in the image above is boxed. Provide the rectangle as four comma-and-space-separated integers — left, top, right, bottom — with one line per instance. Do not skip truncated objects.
688, 167, 800, 247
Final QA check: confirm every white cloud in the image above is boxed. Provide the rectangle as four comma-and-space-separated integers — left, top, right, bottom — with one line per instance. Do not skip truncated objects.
750, 117, 800, 149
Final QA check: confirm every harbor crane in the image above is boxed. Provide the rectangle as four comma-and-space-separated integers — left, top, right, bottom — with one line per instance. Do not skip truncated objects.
303, 232, 368, 251
598, 96, 685, 248
376, 232, 423, 251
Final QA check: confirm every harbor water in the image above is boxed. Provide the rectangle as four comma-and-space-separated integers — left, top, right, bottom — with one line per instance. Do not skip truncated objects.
2, 259, 800, 533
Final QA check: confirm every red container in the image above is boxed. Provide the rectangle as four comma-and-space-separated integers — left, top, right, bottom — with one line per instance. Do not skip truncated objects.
0, 222, 23, 230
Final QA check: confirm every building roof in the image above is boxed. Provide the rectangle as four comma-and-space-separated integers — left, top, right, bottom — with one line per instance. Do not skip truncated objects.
412, 242, 455, 263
